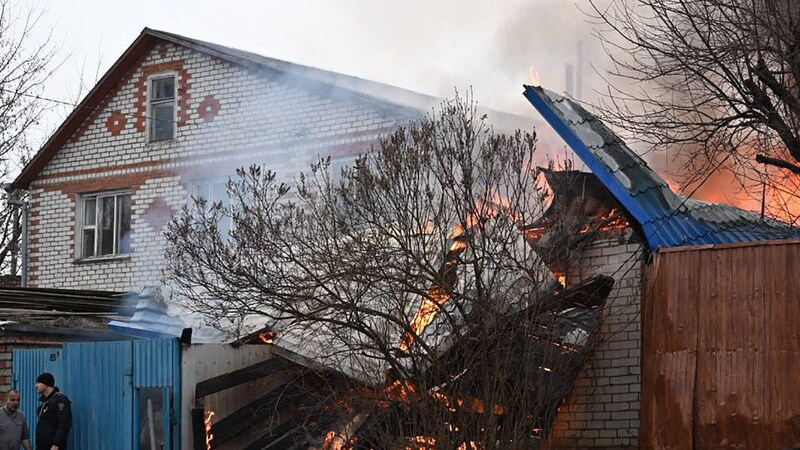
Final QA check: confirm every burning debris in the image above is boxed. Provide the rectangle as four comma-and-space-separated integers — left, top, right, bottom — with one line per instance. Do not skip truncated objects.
204, 411, 215, 450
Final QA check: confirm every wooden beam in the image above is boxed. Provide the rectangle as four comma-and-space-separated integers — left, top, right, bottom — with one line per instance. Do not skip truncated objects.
195, 356, 297, 399
191, 407, 207, 450
240, 411, 310, 450
210, 381, 316, 447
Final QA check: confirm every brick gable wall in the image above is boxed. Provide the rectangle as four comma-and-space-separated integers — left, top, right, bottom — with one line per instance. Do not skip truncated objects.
27, 42, 413, 292
547, 232, 644, 449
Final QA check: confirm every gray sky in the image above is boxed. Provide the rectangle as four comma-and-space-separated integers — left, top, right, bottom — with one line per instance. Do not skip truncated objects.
23, 0, 606, 146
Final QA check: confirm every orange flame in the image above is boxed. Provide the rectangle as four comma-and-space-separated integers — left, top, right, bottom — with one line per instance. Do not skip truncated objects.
323, 430, 342, 450
385, 379, 420, 403
204, 410, 215, 450
524, 208, 629, 243
258, 331, 276, 344
386, 380, 505, 416
577, 208, 629, 233
399, 196, 530, 353
399, 285, 451, 352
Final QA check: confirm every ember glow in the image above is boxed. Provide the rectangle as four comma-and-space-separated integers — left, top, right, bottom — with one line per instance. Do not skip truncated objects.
406, 435, 436, 450
258, 330, 276, 344
385, 380, 505, 416
204, 410, 215, 450
577, 208, 629, 233
523, 207, 630, 242
323, 430, 342, 450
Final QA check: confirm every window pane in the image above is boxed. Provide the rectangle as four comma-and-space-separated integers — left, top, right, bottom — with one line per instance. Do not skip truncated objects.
212, 182, 228, 206
117, 195, 132, 254
84, 198, 96, 226
99, 196, 115, 255
82, 229, 95, 258
151, 77, 174, 100
196, 184, 210, 203
150, 103, 174, 142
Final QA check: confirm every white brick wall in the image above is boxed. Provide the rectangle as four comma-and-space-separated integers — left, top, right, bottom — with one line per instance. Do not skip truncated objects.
548, 230, 644, 450
27, 41, 416, 292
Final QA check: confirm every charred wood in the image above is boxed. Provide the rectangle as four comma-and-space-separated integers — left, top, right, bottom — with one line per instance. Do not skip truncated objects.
210, 377, 317, 447
195, 356, 298, 399
190, 407, 207, 450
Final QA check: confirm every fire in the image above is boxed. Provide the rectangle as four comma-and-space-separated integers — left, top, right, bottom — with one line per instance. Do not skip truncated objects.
385, 380, 505, 416
524, 208, 629, 243
529, 66, 541, 87
406, 436, 436, 450
204, 410, 215, 450
323, 430, 342, 450
385, 379, 420, 403
400, 196, 535, 353
258, 330, 276, 344
577, 208, 629, 233
399, 286, 451, 351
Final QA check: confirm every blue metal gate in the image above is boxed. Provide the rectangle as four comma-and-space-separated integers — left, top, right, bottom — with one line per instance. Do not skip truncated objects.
65, 340, 135, 449
13, 339, 180, 450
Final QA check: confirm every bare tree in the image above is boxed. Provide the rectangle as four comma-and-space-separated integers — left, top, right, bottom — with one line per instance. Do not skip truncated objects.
165, 96, 614, 449
588, 0, 800, 218
0, 0, 57, 275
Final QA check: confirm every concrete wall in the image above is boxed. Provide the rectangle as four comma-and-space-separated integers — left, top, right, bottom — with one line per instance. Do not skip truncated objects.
547, 230, 644, 450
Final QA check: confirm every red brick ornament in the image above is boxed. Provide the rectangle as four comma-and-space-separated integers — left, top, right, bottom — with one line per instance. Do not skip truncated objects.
106, 110, 127, 135
197, 95, 221, 122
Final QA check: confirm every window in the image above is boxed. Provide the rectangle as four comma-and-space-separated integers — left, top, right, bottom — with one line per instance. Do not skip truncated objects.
193, 179, 232, 236
80, 191, 132, 259
149, 75, 175, 142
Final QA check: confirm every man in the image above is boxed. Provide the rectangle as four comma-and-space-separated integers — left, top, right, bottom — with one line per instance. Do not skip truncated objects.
0, 389, 31, 450
34, 374, 70, 450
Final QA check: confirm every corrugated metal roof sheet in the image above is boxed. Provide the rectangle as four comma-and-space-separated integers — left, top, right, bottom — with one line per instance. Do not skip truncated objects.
523, 85, 799, 249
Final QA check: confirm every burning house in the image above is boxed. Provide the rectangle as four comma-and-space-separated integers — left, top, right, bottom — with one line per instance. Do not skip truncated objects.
4, 23, 799, 450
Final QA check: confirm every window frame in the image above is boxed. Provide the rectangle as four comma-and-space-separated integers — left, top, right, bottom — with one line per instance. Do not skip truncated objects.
76, 189, 133, 261
190, 177, 234, 238
147, 72, 177, 143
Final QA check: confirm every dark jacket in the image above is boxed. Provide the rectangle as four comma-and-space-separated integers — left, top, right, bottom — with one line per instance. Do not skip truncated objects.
36, 388, 71, 450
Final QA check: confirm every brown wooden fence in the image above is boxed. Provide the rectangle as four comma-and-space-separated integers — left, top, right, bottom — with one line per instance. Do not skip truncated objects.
641, 240, 800, 449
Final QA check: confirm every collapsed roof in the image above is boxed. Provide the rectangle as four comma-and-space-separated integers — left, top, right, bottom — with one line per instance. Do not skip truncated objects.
524, 85, 798, 249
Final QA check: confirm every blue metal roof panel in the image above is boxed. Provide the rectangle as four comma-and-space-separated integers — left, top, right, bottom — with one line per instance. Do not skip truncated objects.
524, 85, 798, 249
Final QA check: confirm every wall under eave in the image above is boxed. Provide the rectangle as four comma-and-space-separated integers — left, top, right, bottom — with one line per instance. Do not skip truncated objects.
547, 230, 645, 450
640, 240, 800, 449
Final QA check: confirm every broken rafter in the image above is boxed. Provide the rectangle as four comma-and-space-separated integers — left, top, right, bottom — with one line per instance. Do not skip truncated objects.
195, 356, 298, 399
210, 376, 317, 448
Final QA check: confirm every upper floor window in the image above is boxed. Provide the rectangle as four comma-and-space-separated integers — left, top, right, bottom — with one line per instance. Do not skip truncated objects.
80, 191, 132, 259
149, 75, 176, 142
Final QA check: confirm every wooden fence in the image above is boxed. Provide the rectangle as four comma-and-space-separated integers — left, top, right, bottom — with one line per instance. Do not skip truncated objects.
641, 240, 800, 449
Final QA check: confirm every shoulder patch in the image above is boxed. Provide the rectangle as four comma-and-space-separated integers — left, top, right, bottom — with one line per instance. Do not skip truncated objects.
58, 402, 65, 411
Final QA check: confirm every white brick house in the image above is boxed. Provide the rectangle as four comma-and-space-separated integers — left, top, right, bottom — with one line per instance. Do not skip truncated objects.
11, 28, 458, 292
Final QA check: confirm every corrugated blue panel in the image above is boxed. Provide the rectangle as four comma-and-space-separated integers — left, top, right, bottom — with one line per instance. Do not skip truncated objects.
133, 338, 179, 387
13, 347, 65, 449
63, 341, 134, 450
133, 338, 181, 450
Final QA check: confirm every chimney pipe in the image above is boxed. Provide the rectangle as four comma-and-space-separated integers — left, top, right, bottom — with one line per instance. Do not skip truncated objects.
565, 63, 574, 97
576, 41, 584, 101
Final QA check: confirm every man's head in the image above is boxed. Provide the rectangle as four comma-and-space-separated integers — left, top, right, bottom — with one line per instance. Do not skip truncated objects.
35, 372, 55, 395
4, 389, 20, 413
